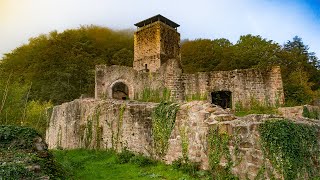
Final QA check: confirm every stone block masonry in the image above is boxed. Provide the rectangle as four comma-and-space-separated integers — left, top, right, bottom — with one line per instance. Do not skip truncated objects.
96, 15, 285, 107
46, 99, 320, 179
133, 21, 180, 72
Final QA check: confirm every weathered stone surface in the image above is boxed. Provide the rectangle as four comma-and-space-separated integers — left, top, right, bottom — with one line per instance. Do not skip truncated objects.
278, 105, 320, 120
46, 99, 320, 179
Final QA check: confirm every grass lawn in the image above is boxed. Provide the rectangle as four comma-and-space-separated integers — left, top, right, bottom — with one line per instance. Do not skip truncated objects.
52, 149, 211, 180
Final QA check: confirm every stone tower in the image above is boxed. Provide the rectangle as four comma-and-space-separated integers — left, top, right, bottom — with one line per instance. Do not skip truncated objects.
133, 14, 181, 72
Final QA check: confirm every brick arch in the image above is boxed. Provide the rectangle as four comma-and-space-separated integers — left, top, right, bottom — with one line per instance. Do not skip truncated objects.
108, 79, 134, 100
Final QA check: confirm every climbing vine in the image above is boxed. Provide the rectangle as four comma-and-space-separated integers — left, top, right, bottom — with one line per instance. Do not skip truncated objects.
84, 119, 93, 148
94, 107, 102, 149
207, 126, 237, 179
57, 126, 62, 149
259, 119, 320, 180
179, 126, 189, 161
151, 102, 179, 158
115, 104, 126, 150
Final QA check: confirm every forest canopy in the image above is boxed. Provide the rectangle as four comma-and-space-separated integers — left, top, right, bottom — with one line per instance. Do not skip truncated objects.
0, 25, 319, 133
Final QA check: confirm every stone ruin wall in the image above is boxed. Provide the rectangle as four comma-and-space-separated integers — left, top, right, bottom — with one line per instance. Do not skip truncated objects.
183, 66, 284, 107
96, 61, 284, 106
46, 99, 155, 153
46, 99, 319, 179
95, 58, 185, 102
95, 65, 165, 100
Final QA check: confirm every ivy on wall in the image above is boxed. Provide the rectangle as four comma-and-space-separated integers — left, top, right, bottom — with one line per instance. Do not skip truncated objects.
259, 119, 320, 180
115, 104, 126, 150
207, 126, 238, 180
151, 102, 179, 158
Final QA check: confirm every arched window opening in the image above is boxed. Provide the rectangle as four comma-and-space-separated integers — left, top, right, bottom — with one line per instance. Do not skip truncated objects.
211, 91, 232, 109
112, 82, 129, 100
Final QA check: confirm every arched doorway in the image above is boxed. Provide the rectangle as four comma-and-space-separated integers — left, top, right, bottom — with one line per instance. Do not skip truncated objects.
211, 91, 232, 109
112, 82, 129, 100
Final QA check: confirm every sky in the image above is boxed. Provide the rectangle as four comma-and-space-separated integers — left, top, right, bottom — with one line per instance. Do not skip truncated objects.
0, 0, 320, 59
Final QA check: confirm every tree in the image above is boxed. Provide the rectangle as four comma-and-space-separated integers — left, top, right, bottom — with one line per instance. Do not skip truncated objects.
0, 26, 134, 104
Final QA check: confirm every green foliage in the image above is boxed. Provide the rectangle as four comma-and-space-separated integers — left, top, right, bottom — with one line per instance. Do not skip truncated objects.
0, 163, 35, 180
151, 102, 179, 158
181, 38, 232, 73
181, 35, 320, 106
303, 106, 320, 120
0, 26, 134, 105
207, 126, 238, 180
116, 148, 135, 164
52, 149, 203, 179
0, 125, 66, 179
0, 125, 39, 150
179, 126, 189, 161
235, 98, 278, 117
0, 77, 53, 136
84, 119, 93, 148
24, 101, 53, 136
185, 92, 207, 102
111, 48, 134, 66
172, 158, 202, 177
94, 107, 102, 149
259, 119, 320, 179
135, 87, 171, 103
115, 104, 125, 150
129, 154, 155, 167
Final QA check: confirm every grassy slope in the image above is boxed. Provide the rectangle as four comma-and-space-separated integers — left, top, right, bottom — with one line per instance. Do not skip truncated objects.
53, 149, 207, 180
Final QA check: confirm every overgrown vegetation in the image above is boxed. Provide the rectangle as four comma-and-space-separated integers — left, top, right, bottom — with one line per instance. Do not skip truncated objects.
151, 102, 179, 158
207, 126, 238, 180
185, 92, 207, 102
179, 126, 189, 161
259, 119, 320, 179
115, 104, 125, 150
303, 106, 320, 120
134, 87, 171, 103
53, 149, 209, 180
0, 125, 65, 179
235, 98, 278, 117
0, 80, 52, 136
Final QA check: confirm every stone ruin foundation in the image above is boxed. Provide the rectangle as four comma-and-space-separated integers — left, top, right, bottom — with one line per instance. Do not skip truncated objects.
46, 98, 320, 179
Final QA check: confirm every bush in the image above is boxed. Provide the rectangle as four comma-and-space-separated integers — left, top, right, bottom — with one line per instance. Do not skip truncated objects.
115, 148, 135, 164
303, 106, 320, 120
0, 163, 34, 180
172, 157, 201, 177
129, 154, 155, 167
0, 125, 40, 150
0, 125, 66, 179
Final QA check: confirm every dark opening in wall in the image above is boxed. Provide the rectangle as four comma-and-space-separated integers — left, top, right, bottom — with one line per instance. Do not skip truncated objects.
211, 91, 232, 109
112, 82, 129, 100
